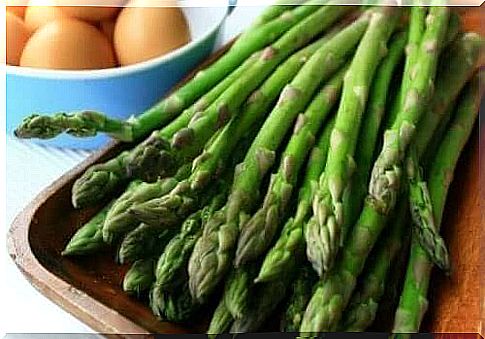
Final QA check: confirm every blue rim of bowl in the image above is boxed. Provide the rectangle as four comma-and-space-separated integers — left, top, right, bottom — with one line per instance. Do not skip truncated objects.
6, 5, 229, 80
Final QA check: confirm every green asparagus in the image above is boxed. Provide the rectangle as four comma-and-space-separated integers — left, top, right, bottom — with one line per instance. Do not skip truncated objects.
188, 14, 372, 303
300, 7, 451, 332
235, 65, 347, 267
150, 281, 198, 323
223, 263, 259, 319
154, 191, 227, 291
281, 266, 318, 332
118, 224, 174, 264
306, 7, 399, 276
339, 200, 409, 332
393, 72, 483, 334
207, 298, 233, 335
231, 275, 292, 332
342, 31, 407, 238
122, 258, 155, 296
62, 202, 113, 256
102, 177, 180, 243
256, 116, 335, 283
407, 149, 449, 271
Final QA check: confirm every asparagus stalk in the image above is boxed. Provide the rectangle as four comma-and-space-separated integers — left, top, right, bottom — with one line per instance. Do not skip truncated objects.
101, 176, 181, 243
413, 32, 484, 159
230, 275, 292, 332
154, 190, 227, 291
393, 73, 483, 334
306, 7, 399, 276
208, 299, 234, 335
387, 7, 434, 127
281, 266, 318, 332
300, 7, 451, 332
383, 10, 461, 130
122, 258, 155, 296
407, 149, 450, 271
62, 202, 113, 256
234, 65, 347, 267
15, 3, 320, 141
342, 31, 407, 238
256, 116, 335, 283
150, 281, 198, 323
223, 263, 260, 319
399, 32, 484, 271
62, 180, 141, 255
366, 6, 449, 220
339, 200, 409, 332
245, 0, 302, 31
188, 15, 372, 304
117, 224, 175, 264
127, 33, 335, 227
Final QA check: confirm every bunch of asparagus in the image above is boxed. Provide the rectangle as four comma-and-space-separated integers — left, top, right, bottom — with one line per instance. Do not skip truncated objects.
17, 2, 483, 334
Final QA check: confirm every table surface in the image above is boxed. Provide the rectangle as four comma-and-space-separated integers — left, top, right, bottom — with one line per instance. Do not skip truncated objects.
4, 6, 264, 335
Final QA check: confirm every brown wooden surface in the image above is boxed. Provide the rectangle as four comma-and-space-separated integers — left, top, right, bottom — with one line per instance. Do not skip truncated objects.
6, 8, 485, 336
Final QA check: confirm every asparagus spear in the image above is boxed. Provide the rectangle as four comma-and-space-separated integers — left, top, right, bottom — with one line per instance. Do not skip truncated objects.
207, 298, 234, 335
62, 202, 112, 256
244, 0, 303, 31
62, 180, 141, 255
366, 6, 449, 220
342, 31, 407, 238
383, 10, 461, 130
150, 281, 198, 323
122, 258, 155, 296
127, 33, 336, 227
413, 32, 484, 159
306, 7, 399, 276
223, 263, 260, 319
234, 65, 347, 267
230, 275, 292, 332
117, 224, 175, 264
300, 7, 452, 332
393, 73, 483, 334
14, 3, 320, 141
399, 32, 484, 271
101, 176, 180, 243
256, 116, 335, 283
407, 149, 450, 271
386, 6, 427, 128
281, 266, 318, 332
339, 200, 409, 332
154, 191, 227, 291
188, 15, 372, 304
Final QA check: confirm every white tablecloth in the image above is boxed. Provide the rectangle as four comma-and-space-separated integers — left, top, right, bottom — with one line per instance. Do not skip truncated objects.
4, 5, 264, 335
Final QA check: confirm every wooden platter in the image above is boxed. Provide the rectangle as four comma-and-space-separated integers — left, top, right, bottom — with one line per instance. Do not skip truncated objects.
6, 7, 485, 337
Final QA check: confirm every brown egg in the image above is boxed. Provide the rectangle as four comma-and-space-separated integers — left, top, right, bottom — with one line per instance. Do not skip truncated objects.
20, 19, 116, 70
100, 19, 116, 43
7, 6, 27, 19
6, 12, 31, 66
25, 0, 68, 32
114, 0, 191, 66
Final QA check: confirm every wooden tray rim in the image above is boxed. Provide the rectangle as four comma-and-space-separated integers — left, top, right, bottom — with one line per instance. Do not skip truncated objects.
6, 141, 152, 335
